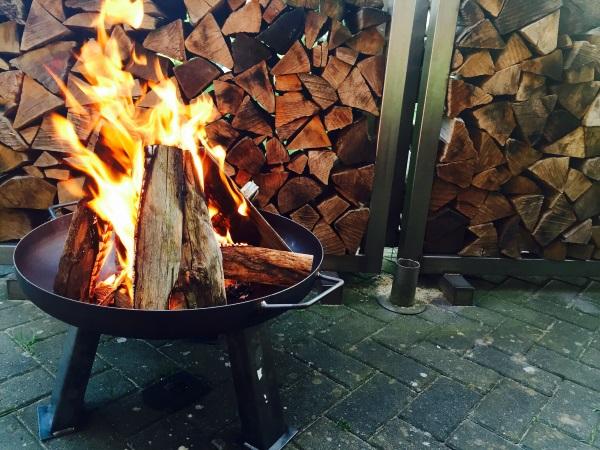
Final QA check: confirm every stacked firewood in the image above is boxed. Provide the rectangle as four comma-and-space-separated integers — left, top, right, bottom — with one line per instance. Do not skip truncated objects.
425, 0, 600, 261
0, 0, 389, 255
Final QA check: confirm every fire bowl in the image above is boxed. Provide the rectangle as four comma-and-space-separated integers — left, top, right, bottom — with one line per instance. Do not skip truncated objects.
14, 211, 340, 339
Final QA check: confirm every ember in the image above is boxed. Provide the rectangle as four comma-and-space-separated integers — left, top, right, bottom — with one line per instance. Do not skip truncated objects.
50, 0, 313, 310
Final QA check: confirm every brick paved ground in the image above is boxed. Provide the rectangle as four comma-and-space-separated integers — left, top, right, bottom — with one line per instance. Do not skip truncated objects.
1, 259, 600, 449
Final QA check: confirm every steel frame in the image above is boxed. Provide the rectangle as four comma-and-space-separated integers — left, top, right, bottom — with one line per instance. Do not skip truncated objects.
398, 0, 600, 277
324, 0, 428, 273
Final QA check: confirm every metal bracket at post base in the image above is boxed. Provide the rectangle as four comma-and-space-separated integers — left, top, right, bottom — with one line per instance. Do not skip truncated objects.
37, 405, 77, 441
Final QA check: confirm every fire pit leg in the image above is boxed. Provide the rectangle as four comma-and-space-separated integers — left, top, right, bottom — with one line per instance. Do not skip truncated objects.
38, 326, 100, 441
226, 325, 296, 450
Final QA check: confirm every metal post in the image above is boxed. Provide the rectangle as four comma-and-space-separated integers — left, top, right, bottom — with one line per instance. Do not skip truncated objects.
38, 327, 100, 440
399, 0, 461, 261
386, 0, 430, 247
226, 325, 295, 450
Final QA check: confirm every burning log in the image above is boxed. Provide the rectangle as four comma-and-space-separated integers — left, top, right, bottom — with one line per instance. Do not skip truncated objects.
221, 246, 313, 286
54, 201, 103, 301
133, 145, 185, 310
175, 152, 226, 308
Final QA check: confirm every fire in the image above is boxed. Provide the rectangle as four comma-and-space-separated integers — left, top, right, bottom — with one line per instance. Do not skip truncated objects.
50, 0, 247, 302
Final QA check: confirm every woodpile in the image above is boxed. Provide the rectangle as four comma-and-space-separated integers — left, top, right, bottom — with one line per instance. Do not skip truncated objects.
0, 0, 390, 256
427, 0, 600, 261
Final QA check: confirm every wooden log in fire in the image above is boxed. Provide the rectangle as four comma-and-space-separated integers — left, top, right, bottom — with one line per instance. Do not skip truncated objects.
133, 145, 186, 310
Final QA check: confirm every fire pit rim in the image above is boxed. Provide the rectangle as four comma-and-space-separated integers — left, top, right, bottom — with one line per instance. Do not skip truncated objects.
14, 211, 325, 312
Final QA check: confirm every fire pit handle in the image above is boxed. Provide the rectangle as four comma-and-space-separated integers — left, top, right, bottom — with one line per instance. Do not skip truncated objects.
49, 201, 79, 219
259, 273, 344, 310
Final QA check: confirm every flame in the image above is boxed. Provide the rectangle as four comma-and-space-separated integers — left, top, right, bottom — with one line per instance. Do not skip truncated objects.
51, 0, 247, 303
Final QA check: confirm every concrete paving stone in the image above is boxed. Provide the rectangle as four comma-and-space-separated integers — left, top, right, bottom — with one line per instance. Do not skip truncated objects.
538, 321, 593, 358
407, 342, 500, 392
156, 340, 231, 387
580, 346, 600, 370
97, 338, 180, 387
7, 278, 27, 299
369, 417, 447, 450
349, 339, 438, 392
0, 332, 38, 382
128, 380, 239, 450
539, 380, 600, 443
282, 370, 347, 429
85, 368, 136, 408
580, 282, 600, 305
590, 334, 600, 351
475, 295, 554, 330
467, 346, 560, 396
0, 299, 21, 311
7, 315, 69, 343
313, 304, 353, 321
0, 414, 43, 449
571, 297, 600, 317
419, 305, 479, 326
493, 278, 539, 303
29, 332, 107, 375
512, 276, 551, 287
327, 373, 413, 439
472, 379, 548, 442
269, 310, 333, 349
400, 377, 481, 441
372, 315, 435, 351
173, 381, 239, 434
478, 275, 508, 285
290, 338, 373, 388
488, 318, 545, 354
527, 345, 600, 391
347, 292, 401, 323
522, 421, 595, 450
0, 264, 14, 277
317, 309, 385, 351
554, 277, 590, 288
128, 418, 211, 450
453, 305, 506, 328
0, 367, 54, 414
99, 390, 180, 437
535, 280, 580, 307
272, 347, 312, 389
0, 301, 45, 331
520, 299, 598, 331
295, 417, 375, 450
427, 321, 492, 353
0, 279, 6, 301
447, 420, 520, 450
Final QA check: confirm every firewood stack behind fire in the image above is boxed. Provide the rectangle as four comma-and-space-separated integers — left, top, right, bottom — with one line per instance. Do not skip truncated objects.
426, 0, 600, 261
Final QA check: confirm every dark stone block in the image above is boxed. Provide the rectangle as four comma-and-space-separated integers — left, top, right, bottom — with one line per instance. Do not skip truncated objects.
400, 377, 480, 441
350, 339, 437, 392
327, 373, 413, 439
448, 420, 520, 450
472, 379, 547, 442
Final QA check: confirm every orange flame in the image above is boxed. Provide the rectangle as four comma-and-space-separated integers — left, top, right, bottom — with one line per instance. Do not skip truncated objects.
51, 0, 247, 302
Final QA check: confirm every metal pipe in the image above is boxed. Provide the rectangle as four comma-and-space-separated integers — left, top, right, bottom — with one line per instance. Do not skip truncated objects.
390, 258, 421, 307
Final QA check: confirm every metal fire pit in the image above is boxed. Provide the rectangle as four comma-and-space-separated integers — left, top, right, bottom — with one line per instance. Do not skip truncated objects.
14, 212, 343, 450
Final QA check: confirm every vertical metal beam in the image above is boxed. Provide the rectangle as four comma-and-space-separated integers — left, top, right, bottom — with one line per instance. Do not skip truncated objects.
399, 0, 460, 261
385, 0, 430, 247
226, 325, 295, 450
38, 327, 100, 440
362, 0, 420, 272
